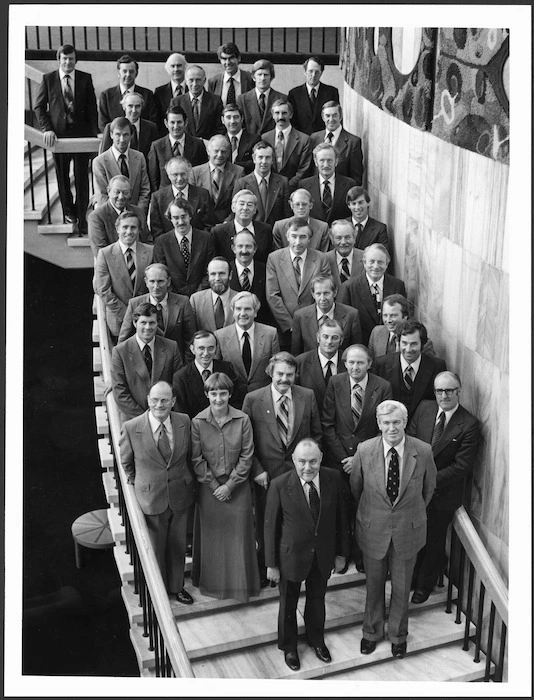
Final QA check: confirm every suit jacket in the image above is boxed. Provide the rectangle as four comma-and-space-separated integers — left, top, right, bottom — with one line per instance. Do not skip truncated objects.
173, 359, 246, 417
87, 201, 149, 258
368, 325, 436, 360
119, 410, 195, 515
242, 384, 323, 480
261, 127, 312, 190
207, 70, 255, 99
211, 220, 272, 265
34, 69, 98, 138
346, 215, 390, 252
295, 350, 345, 414
214, 322, 280, 392
189, 288, 237, 332
228, 260, 272, 326
337, 271, 407, 345
350, 435, 437, 560
147, 134, 208, 191
322, 372, 393, 467
117, 292, 197, 363
92, 148, 151, 213
291, 302, 362, 356
325, 248, 364, 289
272, 217, 330, 253
310, 128, 364, 185
93, 241, 153, 336
231, 130, 260, 173
232, 172, 291, 227
111, 335, 182, 421
99, 118, 159, 158
373, 352, 447, 420
170, 91, 225, 140
288, 82, 340, 135
98, 84, 158, 133
149, 184, 212, 238
264, 467, 350, 582
265, 248, 331, 333
190, 161, 244, 227
153, 227, 214, 296
237, 88, 287, 137
407, 401, 480, 511
299, 174, 357, 224
154, 81, 188, 133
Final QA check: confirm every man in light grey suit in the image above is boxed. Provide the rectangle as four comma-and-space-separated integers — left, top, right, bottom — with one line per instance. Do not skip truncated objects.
93, 211, 153, 338
214, 291, 280, 393
272, 188, 330, 252
325, 219, 364, 289
120, 380, 196, 604
350, 400, 436, 658
92, 116, 151, 214
189, 257, 236, 332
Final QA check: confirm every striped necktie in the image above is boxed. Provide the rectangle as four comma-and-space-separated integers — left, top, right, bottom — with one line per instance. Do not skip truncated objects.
293, 256, 302, 287
351, 383, 363, 426
125, 247, 136, 285
277, 395, 289, 446
431, 411, 446, 448
340, 257, 350, 283
404, 365, 414, 390
240, 267, 251, 291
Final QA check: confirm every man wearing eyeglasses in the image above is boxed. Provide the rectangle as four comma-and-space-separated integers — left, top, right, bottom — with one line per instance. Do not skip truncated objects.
406, 371, 480, 604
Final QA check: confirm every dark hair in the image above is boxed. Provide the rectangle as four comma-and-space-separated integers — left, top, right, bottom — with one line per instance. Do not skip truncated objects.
204, 371, 234, 394
165, 105, 188, 121
110, 116, 132, 132
252, 140, 273, 156
165, 196, 194, 219
133, 302, 157, 322
342, 343, 373, 362
217, 42, 241, 61
382, 294, 409, 317
116, 54, 139, 72
56, 44, 76, 60
346, 186, 370, 204
190, 330, 217, 346
115, 210, 141, 229
321, 100, 342, 117
311, 275, 337, 294
396, 318, 428, 346
266, 352, 297, 376
222, 103, 244, 118
208, 256, 231, 273
303, 56, 325, 71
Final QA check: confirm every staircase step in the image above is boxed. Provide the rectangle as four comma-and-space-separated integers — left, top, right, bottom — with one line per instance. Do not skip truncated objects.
93, 375, 105, 402
98, 437, 114, 469
102, 470, 119, 505
107, 504, 126, 543
37, 223, 75, 235
24, 146, 54, 190
93, 347, 102, 372
68, 232, 91, 247
95, 404, 108, 434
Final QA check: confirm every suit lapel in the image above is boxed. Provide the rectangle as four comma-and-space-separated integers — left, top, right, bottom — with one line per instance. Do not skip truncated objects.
288, 389, 305, 448
249, 326, 265, 379
434, 406, 463, 457
287, 470, 315, 525
371, 439, 390, 504
357, 274, 378, 321
280, 250, 299, 295
300, 253, 318, 295
260, 387, 282, 445
198, 91, 209, 131
228, 327, 247, 379
152, 337, 166, 381
187, 229, 202, 281
137, 412, 167, 467
265, 177, 280, 220
113, 243, 134, 294
166, 294, 179, 333
128, 338, 150, 383
282, 129, 298, 169
247, 176, 265, 221
397, 440, 417, 502
412, 356, 433, 411
134, 245, 149, 294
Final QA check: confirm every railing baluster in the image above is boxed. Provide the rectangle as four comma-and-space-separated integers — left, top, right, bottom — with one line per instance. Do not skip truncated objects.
108, 27, 112, 51
42, 146, 52, 224
147, 596, 155, 651
445, 527, 456, 613
495, 621, 506, 682
455, 546, 466, 624
96, 27, 100, 51
27, 142, 36, 211
154, 619, 161, 676
484, 602, 496, 681
59, 27, 64, 46
474, 582, 485, 663
157, 28, 161, 52
463, 562, 475, 650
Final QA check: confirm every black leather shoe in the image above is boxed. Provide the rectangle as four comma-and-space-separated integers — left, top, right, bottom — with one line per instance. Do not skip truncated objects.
185, 543, 193, 557
355, 559, 365, 573
360, 638, 376, 655
337, 562, 349, 574
284, 651, 300, 671
411, 589, 430, 604
309, 643, 331, 663
176, 588, 194, 605
260, 575, 270, 588
391, 641, 407, 658
65, 214, 77, 224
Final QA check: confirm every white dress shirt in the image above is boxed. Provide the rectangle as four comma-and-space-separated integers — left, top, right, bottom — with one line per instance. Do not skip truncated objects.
300, 474, 321, 504
148, 412, 174, 450
383, 436, 406, 486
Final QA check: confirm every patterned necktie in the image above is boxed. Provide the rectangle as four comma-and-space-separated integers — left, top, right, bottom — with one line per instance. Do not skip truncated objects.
201, 369, 210, 383
340, 257, 350, 283
355, 223, 363, 248
242, 330, 252, 375
308, 481, 320, 523
326, 131, 334, 144
214, 295, 224, 329
404, 365, 414, 390
386, 447, 400, 503
125, 247, 136, 285
143, 344, 152, 375
63, 74, 74, 125
324, 360, 333, 384
258, 92, 266, 117
212, 167, 221, 200
351, 383, 363, 426
318, 314, 328, 328
119, 153, 129, 178
156, 303, 164, 332
130, 126, 138, 150
322, 179, 332, 215
174, 84, 182, 98
226, 76, 236, 105
293, 256, 302, 287
192, 97, 200, 129
275, 130, 284, 168
157, 424, 172, 463
241, 267, 251, 291
277, 395, 289, 446
372, 283, 381, 315
259, 177, 268, 212
172, 140, 181, 157
180, 236, 190, 268
386, 332, 397, 354
431, 411, 446, 448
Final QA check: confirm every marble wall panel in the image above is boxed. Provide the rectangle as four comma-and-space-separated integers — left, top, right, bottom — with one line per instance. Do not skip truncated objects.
440, 240, 463, 340
476, 262, 502, 364
494, 272, 509, 374
459, 249, 483, 352
403, 215, 420, 302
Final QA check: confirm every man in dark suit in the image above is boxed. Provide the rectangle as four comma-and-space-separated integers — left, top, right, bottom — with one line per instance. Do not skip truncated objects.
345, 186, 390, 254
170, 65, 225, 140
232, 141, 291, 227
407, 372, 480, 603
93, 211, 153, 338
309, 101, 364, 185
99, 92, 158, 158
34, 43, 98, 233
373, 319, 447, 420
299, 143, 357, 224
221, 103, 259, 174
87, 175, 149, 257
172, 330, 245, 416
295, 318, 345, 413
120, 380, 196, 604
291, 274, 362, 357
98, 54, 158, 132
207, 42, 254, 105
117, 262, 196, 364
154, 53, 188, 134
288, 56, 340, 135
325, 219, 364, 288
337, 243, 406, 345
351, 400, 436, 658
211, 189, 272, 265
189, 257, 236, 332
261, 99, 312, 191
237, 59, 287, 136
111, 302, 182, 422
153, 197, 214, 296
147, 106, 208, 192
272, 188, 330, 253
228, 229, 272, 326
265, 438, 350, 670
368, 294, 436, 360
242, 352, 323, 585
189, 135, 244, 228
149, 156, 211, 237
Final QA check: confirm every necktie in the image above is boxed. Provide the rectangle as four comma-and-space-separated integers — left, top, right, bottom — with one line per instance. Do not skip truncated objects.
293, 256, 302, 287
125, 247, 136, 285
242, 330, 252, 375
326, 131, 334, 143
404, 365, 414, 390
212, 167, 221, 200
340, 257, 350, 283
143, 344, 152, 375
386, 332, 397, 354
63, 74, 74, 126
351, 383, 363, 426
355, 223, 363, 248
231, 135, 238, 159
240, 267, 251, 291
174, 84, 182, 98
324, 360, 333, 384
156, 303, 164, 332
172, 140, 181, 157
130, 126, 138, 150
308, 481, 320, 523
372, 283, 381, 315
322, 180, 332, 215
214, 295, 224, 329
180, 236, 190, 268
386, 447, 400, 504
431, 411, 446, 448
277, 395, 289, 446
192, 97, 200, 129
258, 92, 266, 117
318, 314, 328, 327
310, 87, 317, 109
226, 76, 236, 105
275, 130, 285, 167
157, 424, 172, 463
119, 154, 129, 178
259, 177, 268, 212
201, 369, 210, 383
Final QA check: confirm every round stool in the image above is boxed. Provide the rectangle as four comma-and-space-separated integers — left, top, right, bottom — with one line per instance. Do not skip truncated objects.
71, 508, 114, 569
